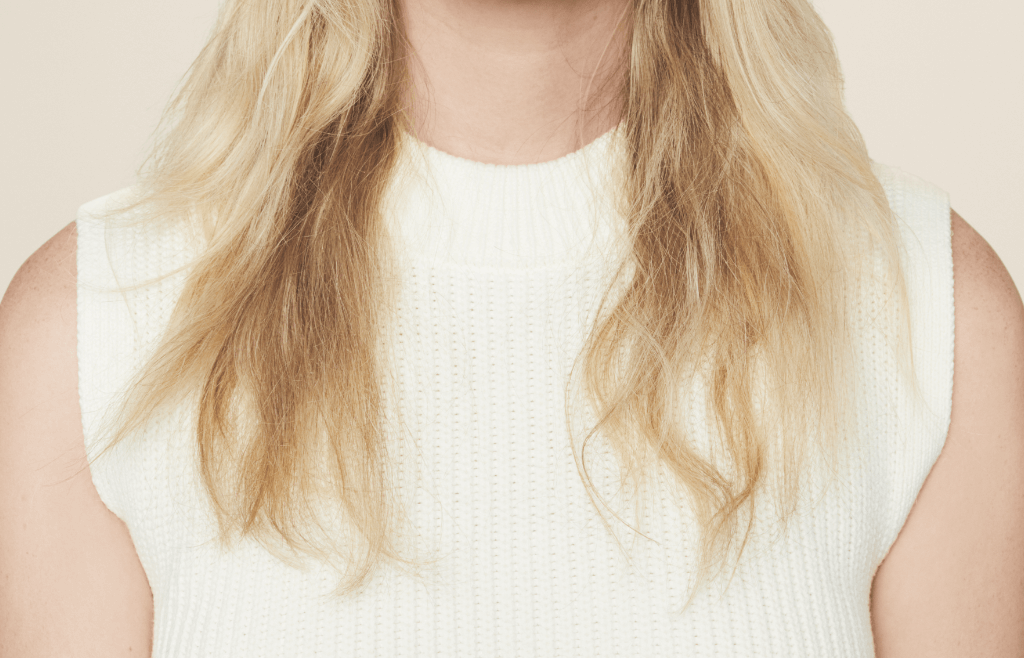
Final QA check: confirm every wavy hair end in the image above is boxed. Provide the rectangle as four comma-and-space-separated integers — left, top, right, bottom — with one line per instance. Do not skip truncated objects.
91, 0, 920, 606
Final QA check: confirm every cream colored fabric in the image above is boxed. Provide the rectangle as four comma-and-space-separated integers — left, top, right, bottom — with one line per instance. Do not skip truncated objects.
76, 127, 952, 656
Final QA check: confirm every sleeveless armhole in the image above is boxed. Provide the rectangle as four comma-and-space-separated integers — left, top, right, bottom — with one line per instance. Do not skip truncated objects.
870, 162, 955, 560
75, 187, 197, 525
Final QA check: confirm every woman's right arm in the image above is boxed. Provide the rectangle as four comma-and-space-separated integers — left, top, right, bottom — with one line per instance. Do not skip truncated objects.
0, 223, 153, 657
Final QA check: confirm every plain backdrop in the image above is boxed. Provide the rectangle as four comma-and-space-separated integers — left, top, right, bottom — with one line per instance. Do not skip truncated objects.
1, 0, 1021, 298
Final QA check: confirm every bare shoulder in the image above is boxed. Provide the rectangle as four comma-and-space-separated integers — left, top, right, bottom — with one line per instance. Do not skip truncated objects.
870, 209, 1024, 656
0, 222, 153, 657
0, 223, 82, 364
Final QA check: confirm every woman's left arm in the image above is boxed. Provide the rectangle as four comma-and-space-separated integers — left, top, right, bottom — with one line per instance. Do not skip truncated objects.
871, 209, 1024, 657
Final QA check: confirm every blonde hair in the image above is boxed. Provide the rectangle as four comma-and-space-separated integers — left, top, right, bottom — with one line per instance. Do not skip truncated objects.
94, 0, 919, 605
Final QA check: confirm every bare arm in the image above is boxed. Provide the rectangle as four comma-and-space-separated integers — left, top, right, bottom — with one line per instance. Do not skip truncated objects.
0, 223, 153, 657
871, 209, 1024, 656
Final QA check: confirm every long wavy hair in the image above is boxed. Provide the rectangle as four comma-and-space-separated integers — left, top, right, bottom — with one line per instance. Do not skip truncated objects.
94, 0, 919, 604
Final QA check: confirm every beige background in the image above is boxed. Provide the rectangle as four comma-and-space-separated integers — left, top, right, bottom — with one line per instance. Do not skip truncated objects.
1, 0, 1021, 297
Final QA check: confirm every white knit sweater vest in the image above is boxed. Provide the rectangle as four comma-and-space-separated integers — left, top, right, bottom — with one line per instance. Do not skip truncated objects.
77, 125, 954, 657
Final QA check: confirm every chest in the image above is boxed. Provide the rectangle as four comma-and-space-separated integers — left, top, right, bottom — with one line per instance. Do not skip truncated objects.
104, 261, 896, 657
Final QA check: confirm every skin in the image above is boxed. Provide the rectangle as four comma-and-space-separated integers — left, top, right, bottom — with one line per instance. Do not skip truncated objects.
870, 212, 1024, 656
3, 214, 1021, 657
399, 0, 631, 163
2, 1, 1023, 655
0, 223, 153, 656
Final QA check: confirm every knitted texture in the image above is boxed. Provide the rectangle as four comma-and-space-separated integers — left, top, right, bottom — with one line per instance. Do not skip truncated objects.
76, 126, 953, 657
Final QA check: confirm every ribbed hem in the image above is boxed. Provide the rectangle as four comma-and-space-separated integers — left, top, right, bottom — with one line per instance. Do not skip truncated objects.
383, 123, 629, 270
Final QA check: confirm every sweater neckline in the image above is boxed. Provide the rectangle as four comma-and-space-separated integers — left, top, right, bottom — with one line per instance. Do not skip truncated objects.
407, 122, 624, 175
385, 122, 629, 270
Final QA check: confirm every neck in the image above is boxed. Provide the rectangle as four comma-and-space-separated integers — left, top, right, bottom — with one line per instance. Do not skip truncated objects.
397, 0, 632, 165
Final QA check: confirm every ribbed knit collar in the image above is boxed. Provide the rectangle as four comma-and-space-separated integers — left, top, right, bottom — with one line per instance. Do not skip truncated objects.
384, 122, 628, 270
